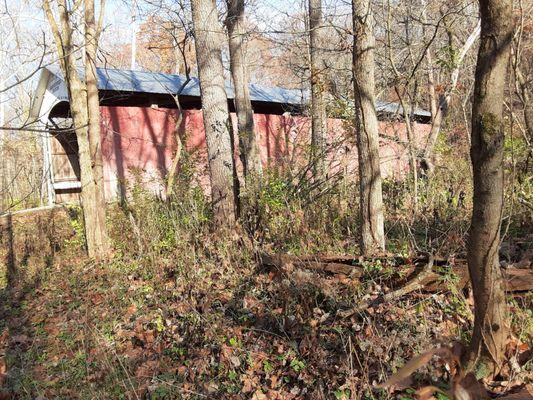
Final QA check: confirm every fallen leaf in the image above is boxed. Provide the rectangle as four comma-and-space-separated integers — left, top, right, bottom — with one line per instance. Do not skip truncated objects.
230, 356, 241, 367
377, 347, 453, 388
251, 390, 267, 400
125, 304, 137, 318
10, 334, 30, 345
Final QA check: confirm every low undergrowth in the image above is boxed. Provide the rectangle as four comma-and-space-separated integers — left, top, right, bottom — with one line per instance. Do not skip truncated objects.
0, 156, 531, 399
0, 230, 530, 399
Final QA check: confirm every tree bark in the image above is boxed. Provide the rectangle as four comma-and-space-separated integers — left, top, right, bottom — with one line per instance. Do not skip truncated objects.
385, 0, 418, 209
43, 0, 110, 258
393, 85, 419, 209
352, 0, 385, 255
422, 21, 481, 173
467, 0, 513, 375
308, 0, 328, 177
226, 0, 262, 187
514, 65, 532, 143
191, 0, 238, 226
84, 0, 110, 257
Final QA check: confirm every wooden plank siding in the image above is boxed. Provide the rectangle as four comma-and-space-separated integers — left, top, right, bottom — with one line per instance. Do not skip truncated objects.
49, 106, 430, 203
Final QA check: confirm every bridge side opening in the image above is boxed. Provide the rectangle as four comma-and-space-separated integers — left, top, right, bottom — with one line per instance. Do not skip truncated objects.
47, 101, 81, 203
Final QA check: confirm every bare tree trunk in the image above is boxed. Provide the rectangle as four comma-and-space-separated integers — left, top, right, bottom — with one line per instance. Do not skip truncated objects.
308, 0, 328, 177
43, 0, 110, 259
423, 36, 443, 175
514, 65, 532, 143
167, 36, 191, 199
352, 0, 385, 255
518, 70, 532, 141
422, 21, 481, 173
394, 86, 419, 209
84, 0, 110, 257
385, 1, 418, 209
191, 0, 238, 226
466, 0, 512, 375
166, 78, 189, 198
226, 0, 262, 187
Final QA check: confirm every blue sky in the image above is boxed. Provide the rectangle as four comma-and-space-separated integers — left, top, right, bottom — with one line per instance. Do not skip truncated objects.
102, 0, 306, 39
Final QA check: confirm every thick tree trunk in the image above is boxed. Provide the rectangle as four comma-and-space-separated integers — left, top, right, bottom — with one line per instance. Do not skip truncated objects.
191, 0, 238, 225
69, 82, 108, 258
352, 0, 385, 255
84, 0, 110, 257
226, 0, 262, 187
308, 0, 328, 177
43, 0, 110, 258
467, 0, 513, 375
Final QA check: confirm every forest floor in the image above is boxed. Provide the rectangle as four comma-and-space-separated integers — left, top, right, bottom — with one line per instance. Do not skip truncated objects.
0, 207, 531, 399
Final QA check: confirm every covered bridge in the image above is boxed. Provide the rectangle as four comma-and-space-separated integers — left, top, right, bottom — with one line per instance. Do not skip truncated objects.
30, 66, 431, 203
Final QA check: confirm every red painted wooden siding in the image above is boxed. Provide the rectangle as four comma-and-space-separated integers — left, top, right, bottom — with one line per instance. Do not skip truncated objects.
99, 106, 430, 200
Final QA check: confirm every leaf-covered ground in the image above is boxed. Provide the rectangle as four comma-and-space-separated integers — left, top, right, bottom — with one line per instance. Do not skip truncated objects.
0, 208, 531, 399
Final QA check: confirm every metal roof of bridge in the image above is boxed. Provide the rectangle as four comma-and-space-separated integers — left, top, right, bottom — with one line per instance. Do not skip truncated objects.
33, 66, 431, 120
45, 65, 307, 105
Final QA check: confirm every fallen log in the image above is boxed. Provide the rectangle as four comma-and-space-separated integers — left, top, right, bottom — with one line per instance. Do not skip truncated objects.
337, 254, 437, 318
259, 253, 363, 277
259, 253, 533, 293
496, 385, 533, 400
504, 268, 533, 292
0, 204, 64, 225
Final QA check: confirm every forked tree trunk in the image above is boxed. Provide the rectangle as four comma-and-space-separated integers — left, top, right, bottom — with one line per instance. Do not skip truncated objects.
308, 0, 328, 177
352, 0, 385, 255
422, 21, 481, 174
43, 0, 110, 258
226, 0, 262, 187
466, 0, 512, 375
191, 0, 238, 226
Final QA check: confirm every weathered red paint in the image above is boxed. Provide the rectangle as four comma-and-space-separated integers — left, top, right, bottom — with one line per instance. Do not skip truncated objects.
99, 105, 429, 200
